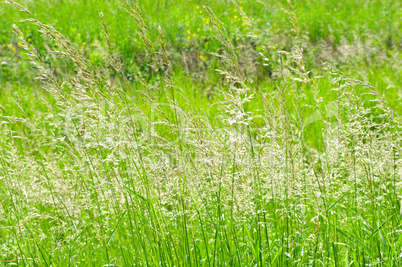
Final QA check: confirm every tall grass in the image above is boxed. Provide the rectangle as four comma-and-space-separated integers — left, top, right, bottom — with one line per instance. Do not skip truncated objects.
1, 0, 402, 266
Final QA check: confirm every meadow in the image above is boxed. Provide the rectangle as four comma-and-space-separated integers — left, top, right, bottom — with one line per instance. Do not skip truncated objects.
0, 0, 402, 265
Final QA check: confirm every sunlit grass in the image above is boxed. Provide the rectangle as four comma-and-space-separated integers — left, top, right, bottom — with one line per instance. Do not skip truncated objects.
1, 0, 402, 266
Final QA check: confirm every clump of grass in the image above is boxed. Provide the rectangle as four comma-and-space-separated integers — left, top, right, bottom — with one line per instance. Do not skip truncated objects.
1, 0, 402, 266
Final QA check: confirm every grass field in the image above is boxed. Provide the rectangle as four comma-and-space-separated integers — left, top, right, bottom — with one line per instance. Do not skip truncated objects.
1, 0, 402, 266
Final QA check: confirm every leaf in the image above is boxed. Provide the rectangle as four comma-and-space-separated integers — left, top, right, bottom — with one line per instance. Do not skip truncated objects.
325, 191, 349, 213
107, 210, 127, 246
122, 184, 148, 202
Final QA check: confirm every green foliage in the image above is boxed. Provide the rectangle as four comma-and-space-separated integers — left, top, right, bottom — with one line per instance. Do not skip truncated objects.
1, 0, 402, 266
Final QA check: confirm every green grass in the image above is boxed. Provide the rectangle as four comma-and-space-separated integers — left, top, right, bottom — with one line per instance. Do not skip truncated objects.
1, 0, 402, 266
1, 0, 401, 80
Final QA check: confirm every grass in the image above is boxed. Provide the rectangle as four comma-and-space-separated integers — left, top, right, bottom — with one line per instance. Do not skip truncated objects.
1, 0, 402, 266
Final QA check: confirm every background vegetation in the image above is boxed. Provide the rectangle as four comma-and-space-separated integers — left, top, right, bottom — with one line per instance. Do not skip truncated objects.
1, 0, 402, 266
